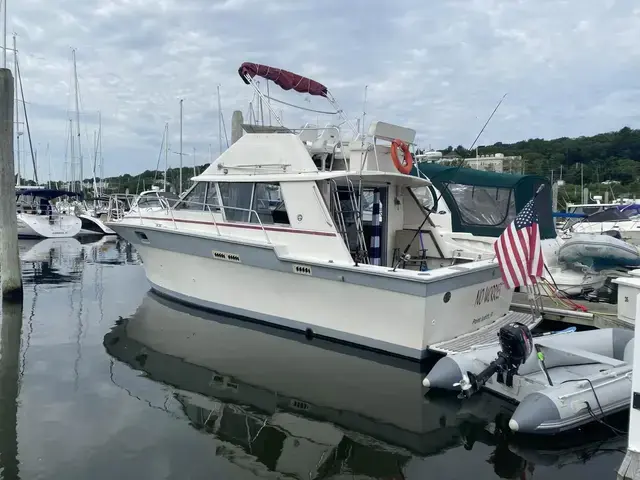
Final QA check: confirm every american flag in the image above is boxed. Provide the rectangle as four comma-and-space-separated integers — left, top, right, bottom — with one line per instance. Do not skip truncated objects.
494, 196, 544, 289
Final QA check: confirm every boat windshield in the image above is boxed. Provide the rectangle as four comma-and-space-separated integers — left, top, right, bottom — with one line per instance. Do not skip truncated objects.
447, 184, 516, 228
134, 192, 180, 209
583, 206, 640, 223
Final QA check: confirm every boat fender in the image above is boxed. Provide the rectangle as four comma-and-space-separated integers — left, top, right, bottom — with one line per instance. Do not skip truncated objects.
391, 139, 413, 174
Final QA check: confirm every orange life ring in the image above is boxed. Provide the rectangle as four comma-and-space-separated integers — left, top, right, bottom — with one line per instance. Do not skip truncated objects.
391, 139, 413, 174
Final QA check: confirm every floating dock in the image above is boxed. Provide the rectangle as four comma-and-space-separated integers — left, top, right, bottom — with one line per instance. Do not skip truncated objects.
511, 292, 626, 329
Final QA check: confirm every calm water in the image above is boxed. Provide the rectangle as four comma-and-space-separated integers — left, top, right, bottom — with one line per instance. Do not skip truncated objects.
0, 237, 627, 479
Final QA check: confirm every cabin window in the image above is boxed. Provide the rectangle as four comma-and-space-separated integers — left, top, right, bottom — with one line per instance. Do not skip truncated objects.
175, 182, 207, 210
251, 183, 289, 225
448, 184, 515, 227
205, 182, 221, 212
219, 182, 254, 222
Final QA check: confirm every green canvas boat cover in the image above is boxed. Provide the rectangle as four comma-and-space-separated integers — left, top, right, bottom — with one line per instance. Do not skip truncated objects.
412, 163, 555, 239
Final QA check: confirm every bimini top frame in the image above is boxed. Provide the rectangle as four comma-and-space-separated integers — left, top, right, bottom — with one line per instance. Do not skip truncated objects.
238, 62, 358, 136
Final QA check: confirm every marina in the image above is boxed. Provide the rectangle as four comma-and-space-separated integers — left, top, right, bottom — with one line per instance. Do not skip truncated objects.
0, 1, 639, 478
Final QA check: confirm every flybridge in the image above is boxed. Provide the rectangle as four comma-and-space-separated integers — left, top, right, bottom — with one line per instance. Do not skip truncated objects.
235, 61, 420, 176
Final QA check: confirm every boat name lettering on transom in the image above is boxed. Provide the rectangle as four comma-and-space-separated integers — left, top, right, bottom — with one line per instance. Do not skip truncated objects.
474, 283, 503, 307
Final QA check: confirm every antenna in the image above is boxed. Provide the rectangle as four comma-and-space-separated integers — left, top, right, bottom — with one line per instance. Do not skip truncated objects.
179, 98, 183, 194
361, 85, 368, 137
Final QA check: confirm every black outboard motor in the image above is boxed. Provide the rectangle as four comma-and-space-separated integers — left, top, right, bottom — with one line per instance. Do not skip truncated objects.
456, 322, 533, 399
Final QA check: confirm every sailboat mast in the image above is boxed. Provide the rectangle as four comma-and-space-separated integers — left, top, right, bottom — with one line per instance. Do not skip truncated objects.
163, 122, 168, 192
179, 98, 183, 195
17, 54, 38, 183
13, 34, 18, 185
92, 130, 98, 197
69, 118, 75, 191
192, 147, 196, 177
217, 85, 223, 155
98, 111, 103, 195
72, 49, 82, 192
3, 0, 6, 68
47, 142, 51, 189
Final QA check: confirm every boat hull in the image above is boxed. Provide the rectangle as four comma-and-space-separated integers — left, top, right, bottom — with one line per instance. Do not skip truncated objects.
16, 213, 82, 238
111, 224, 514, 360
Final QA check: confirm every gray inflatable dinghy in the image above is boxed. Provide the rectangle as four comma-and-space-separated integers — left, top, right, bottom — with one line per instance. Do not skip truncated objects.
422, 323, 633, 435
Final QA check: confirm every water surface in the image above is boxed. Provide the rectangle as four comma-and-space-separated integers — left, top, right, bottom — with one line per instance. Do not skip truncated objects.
0, 237, 627, 479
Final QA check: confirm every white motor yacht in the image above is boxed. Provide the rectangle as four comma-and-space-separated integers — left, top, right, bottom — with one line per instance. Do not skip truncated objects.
561, 203, 640, 245
106, 63, 537, 360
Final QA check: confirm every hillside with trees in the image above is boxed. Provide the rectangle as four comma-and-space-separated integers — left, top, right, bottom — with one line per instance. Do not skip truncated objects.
440, 126, 640, 184
435, 126, 640, 202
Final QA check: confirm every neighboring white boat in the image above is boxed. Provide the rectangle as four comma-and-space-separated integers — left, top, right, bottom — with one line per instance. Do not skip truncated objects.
562, 203, 640, 245
106, 64, 534, 360
15, 188, 82, 238
105, 189, 179, 222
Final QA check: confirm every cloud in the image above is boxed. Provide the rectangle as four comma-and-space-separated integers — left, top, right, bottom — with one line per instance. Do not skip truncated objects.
9, 0, 640, 180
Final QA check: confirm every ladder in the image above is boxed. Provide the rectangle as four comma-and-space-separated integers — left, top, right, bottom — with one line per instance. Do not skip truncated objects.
330, 179, 369, 263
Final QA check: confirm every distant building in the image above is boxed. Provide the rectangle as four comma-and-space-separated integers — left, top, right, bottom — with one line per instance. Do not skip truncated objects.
464, 153, 523, 174
415, 150, 523, 174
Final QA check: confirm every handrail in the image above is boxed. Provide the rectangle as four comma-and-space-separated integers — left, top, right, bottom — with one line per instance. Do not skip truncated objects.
125, 191, 272, 244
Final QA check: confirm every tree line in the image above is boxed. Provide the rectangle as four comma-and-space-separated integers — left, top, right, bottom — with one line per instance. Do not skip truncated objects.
434, 126, 640, 186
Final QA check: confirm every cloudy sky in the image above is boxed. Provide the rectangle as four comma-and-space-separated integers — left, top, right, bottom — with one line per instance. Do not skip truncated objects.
11, 0, 640, 180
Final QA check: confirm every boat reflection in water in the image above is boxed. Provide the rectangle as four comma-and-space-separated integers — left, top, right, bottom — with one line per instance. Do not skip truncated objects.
18, 237, 140, 286
103, 292, 626, 479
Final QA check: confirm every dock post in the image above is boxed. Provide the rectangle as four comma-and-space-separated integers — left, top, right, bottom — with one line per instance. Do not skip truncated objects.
618, 291, 640, 479
231, 110, 243, 145
0, 68, 22, 302
0, 301, 23, 478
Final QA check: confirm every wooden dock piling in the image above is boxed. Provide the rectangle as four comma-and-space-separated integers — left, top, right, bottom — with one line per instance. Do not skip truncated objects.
0, 301, 22, 478
0, 68, 22, 301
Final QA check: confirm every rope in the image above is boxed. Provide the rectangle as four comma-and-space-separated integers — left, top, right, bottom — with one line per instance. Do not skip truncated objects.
538, 277, 618, 318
